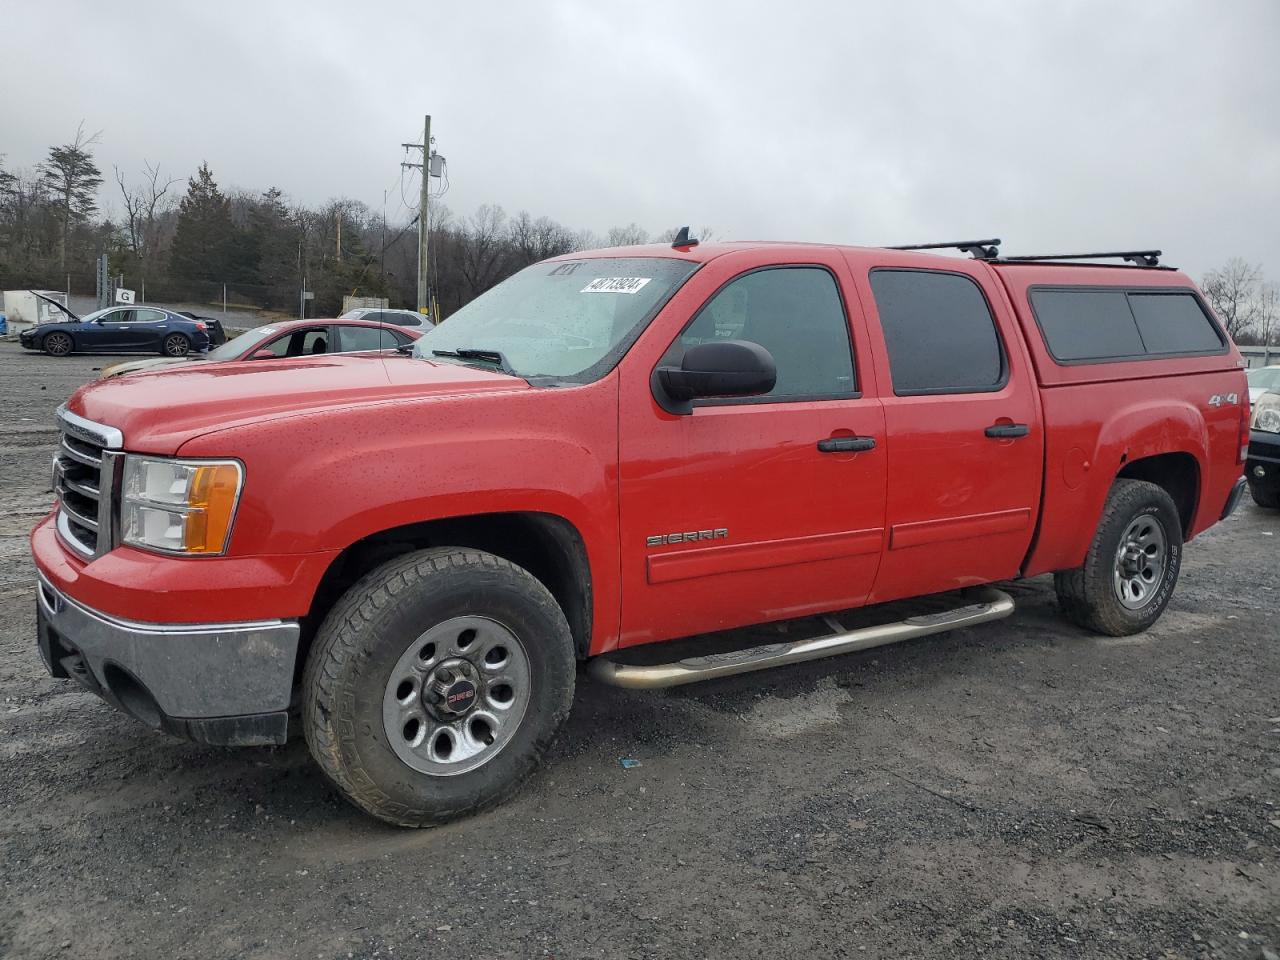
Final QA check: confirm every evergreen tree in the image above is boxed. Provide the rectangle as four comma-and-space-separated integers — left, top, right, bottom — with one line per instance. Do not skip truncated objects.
39, 126, 103, 270
170, 162, 235, 281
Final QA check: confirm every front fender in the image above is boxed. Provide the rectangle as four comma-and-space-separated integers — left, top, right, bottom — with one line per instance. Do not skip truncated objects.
174, 381, 621, 621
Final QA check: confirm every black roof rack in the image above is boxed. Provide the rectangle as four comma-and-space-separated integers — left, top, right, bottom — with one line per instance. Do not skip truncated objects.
886, 238, 1000, 260
999, 250, 1163, 267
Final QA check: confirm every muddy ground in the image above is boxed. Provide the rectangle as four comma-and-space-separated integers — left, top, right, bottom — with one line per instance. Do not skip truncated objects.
0, 341, 1277, 959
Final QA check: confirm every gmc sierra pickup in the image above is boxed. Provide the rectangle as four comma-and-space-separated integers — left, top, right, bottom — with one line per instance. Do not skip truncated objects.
33, 234, 1250, 826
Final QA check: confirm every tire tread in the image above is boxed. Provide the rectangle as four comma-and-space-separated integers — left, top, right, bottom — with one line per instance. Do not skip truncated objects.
302, 547, 572, 827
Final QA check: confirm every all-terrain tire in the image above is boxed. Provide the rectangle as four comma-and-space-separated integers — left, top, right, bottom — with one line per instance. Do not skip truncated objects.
302, 547, 575, 827
1054, 479, 1182, 637
1248, 478, 1280, 510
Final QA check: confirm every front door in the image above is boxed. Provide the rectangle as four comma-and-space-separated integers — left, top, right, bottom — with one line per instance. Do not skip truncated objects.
85, 308, 134, 350
617, 253, 888, 649
850, 261, 1044, 602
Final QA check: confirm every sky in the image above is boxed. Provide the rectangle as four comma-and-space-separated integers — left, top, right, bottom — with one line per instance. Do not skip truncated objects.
2, 0, 1278, 279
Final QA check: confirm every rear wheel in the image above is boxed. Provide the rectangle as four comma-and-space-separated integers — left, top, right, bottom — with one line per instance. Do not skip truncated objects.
1054, 479, 1182, 636
42, 332, 73, 357
1248, 477, 1280, 509
302, 547, 575, 826
161, 333, 190, 357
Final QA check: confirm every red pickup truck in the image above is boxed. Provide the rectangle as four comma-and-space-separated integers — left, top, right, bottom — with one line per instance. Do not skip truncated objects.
33, 235, 1249, 826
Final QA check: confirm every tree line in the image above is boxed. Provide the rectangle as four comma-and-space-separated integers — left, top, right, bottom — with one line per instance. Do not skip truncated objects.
0, 126, 1275, 342
0, 126, 691, 318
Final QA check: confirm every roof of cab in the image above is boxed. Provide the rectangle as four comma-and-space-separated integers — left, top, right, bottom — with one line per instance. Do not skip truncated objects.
547, 240, 1194, 283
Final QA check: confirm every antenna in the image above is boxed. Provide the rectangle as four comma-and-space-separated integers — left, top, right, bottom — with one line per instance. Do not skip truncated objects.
671, 226, 699, 249
886, 239, 1001, 260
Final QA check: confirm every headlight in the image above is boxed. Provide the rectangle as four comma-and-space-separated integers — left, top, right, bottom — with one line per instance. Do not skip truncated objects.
1253, 393, 1280, 434
121, 456, 243, 555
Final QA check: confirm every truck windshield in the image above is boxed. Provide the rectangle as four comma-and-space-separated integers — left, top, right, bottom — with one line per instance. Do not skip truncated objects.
208, 325, 277, 361
412, 257, 698, 380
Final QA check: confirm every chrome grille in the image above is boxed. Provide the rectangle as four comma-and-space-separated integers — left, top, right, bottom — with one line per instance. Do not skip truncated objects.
53, 406, 122, 558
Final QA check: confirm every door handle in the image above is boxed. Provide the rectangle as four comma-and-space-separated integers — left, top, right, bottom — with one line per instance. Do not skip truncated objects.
817, 436, 877, 453
985, 423, 1030, 439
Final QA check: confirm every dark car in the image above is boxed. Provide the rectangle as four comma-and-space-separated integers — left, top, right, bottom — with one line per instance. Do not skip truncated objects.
1247, 387, 1280, 509
97, 318, 423, 379
178, 311, 227, 345
19, 303, 211, 357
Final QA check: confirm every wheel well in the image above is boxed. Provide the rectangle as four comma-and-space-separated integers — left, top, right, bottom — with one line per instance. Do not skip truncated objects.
300, 512, 593, 671
1117, 452, 1199, 538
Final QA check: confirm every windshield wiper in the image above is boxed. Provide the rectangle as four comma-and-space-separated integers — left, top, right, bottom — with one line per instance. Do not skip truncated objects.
431, 348, 515, 375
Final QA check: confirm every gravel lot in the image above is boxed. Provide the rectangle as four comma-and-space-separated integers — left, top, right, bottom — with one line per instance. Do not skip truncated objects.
1, 341, 1277, 960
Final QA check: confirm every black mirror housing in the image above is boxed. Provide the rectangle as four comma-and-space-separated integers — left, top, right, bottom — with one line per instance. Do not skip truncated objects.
654, 339, 777, 414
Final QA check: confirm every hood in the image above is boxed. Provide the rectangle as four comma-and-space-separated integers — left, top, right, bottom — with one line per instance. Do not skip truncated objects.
100, 356, 202, 379
69, 353, 529, 453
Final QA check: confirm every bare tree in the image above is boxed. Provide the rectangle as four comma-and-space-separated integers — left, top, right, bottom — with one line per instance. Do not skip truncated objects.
1201, 258, 1263, 339
509, 210, 575, 266
1255, 282, 1279, 352
606, 223, 649, 247
115, 161, 178, 266
457, 204, 511, 297
655, 225, 717, 243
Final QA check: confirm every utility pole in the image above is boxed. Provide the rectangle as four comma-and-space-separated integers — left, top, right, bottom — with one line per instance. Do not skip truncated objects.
336, 212, 342, 261
417, 115, 431, 313
402, 115, 443, 317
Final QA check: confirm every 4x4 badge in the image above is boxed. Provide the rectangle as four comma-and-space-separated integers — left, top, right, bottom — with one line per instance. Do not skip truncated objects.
1208, 393, 1239, 408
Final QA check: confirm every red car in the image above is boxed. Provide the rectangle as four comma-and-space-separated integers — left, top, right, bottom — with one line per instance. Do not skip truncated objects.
33, 235, 1248, 826
98, 317, 422, 379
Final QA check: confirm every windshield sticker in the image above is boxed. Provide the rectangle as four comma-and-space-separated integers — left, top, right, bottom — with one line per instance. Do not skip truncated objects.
580, 277, 652, 295
549, 262, 582, 276
257, 327, 276, 335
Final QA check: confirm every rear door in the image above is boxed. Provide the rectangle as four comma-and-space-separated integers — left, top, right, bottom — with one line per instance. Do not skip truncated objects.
849, 259, 1043, 602
617, 250, 888, 648
131, 308, 171, 350
336, 324, 399, 353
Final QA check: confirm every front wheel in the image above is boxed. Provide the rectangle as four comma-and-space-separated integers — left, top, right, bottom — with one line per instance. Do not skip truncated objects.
302, 548, 575, 826
1054, 479, 1182, 636
162, 333, 191, 357
1248, 477, 1280, 509
43, 332, 73, 357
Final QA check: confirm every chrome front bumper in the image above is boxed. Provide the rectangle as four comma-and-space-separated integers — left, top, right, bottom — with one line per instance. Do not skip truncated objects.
36, 573, 300, 745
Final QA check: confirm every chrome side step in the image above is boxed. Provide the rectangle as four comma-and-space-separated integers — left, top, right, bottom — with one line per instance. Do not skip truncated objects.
588, 586, 1015, 689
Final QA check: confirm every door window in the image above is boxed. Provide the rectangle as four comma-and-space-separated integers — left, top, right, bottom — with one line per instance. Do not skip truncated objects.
98, 309, 133, 324
135, 309, 168, 323
869, 269, 1005, 395
339, 325, 391, 352
662, 266, 856, 400
300, 329, 329, 354
254, 334, 292, 358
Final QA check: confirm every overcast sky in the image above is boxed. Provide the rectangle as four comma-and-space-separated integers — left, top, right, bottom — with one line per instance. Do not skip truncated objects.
3, 0, 1278, 278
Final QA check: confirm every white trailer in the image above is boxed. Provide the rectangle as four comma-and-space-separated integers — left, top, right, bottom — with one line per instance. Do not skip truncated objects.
2, 290, 72, 338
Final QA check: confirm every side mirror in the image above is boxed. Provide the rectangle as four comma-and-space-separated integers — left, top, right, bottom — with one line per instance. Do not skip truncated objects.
653, 339, 776, 415
250, 349, 276, 360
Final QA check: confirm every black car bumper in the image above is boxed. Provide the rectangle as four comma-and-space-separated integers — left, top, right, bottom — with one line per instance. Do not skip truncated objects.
1246, 429, 1280, 488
